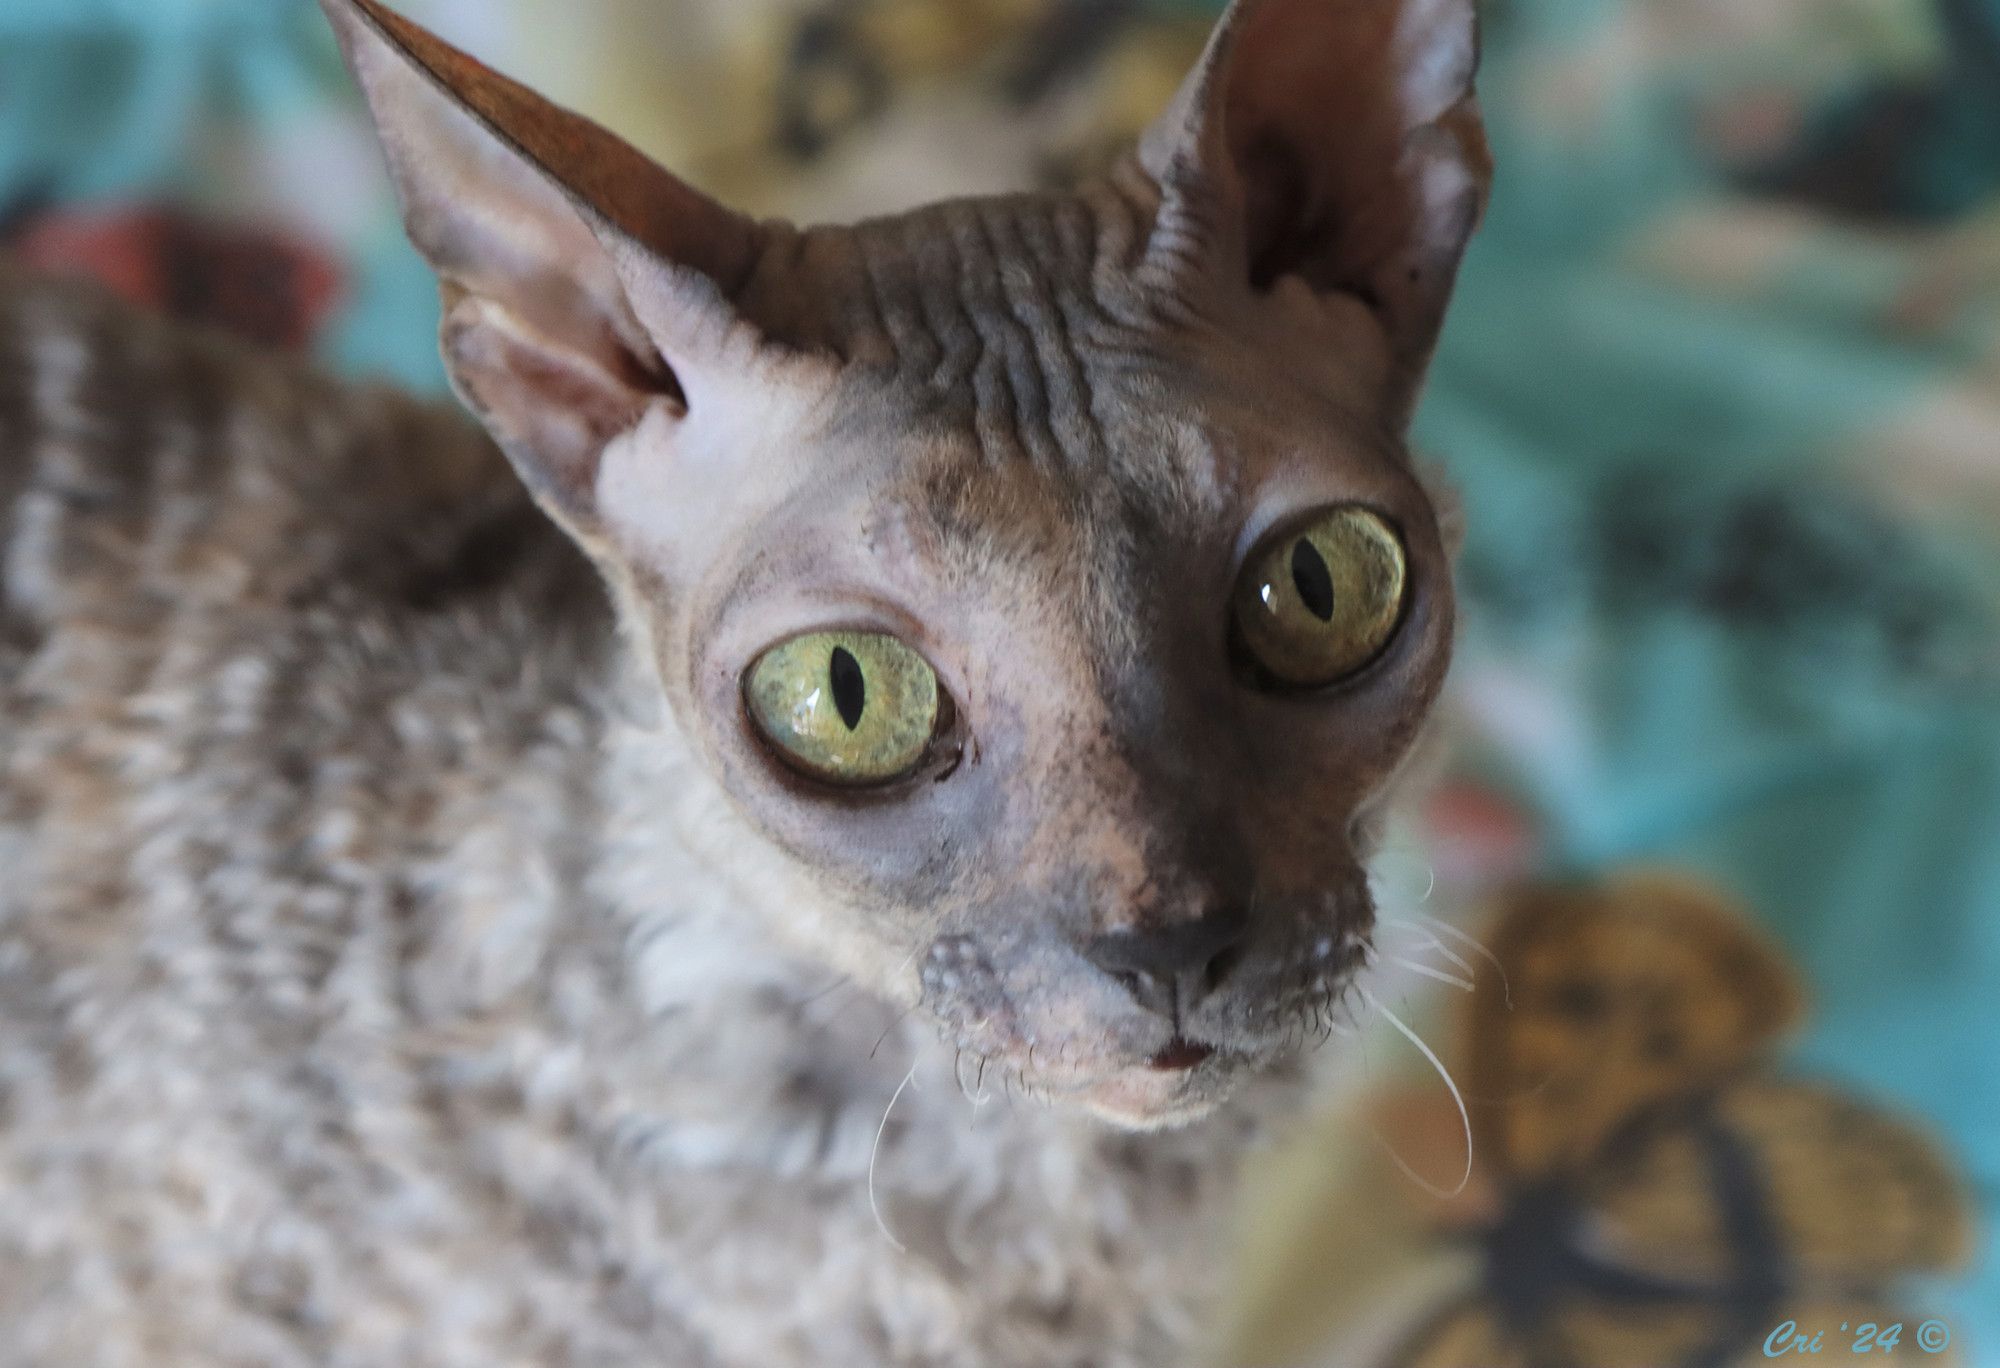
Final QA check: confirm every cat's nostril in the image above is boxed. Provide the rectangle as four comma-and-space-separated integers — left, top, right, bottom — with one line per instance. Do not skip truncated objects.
1086, 907, 1250, 1020
1202, 942, 1246, 994
1108, 969, 1175, 1019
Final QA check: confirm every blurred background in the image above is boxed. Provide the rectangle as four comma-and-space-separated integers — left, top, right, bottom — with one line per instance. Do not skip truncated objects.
3, 0, 1995, 1363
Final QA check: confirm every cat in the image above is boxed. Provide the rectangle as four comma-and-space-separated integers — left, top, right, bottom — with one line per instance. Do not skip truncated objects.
0, 0, 1488, 1363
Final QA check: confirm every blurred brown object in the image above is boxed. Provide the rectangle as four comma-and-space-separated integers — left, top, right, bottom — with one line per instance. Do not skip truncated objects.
1225, 872, 1976, 1368
1390, 873, 1973, 1368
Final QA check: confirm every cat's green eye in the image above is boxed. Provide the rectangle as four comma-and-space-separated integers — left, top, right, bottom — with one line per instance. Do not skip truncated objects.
1231, 506, 1408, 688
745, 631, 945, 786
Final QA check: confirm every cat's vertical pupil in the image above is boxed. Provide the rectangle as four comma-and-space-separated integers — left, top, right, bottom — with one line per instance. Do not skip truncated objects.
1290, 539, 1336, 622
829, 646, 866, 730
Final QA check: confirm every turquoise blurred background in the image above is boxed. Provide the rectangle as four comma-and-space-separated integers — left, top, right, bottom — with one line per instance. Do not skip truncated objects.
4, 0, 1996, 1359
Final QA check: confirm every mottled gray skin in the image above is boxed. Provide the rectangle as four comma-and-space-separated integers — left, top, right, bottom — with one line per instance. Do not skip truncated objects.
0, 0, 1488, 1362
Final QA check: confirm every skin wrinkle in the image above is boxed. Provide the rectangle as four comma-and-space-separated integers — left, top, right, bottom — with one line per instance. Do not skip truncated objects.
890, 216, 966, 404
1133, 164, 1223, 311
988, 201, 1107, 477
766, 195, 1163, 485
1044, 199, 1119, 463
1082, 166, 1157, 323
940, 203, 1019, 472
810, 225, 897, 374
868, 217, 951, 392
845, 198, 1104, 477
922, 212, 983, 406
973, 204, 1063, 475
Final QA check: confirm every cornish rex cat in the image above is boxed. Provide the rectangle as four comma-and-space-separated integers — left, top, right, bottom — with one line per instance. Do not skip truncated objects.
0, 0, 1488, 1362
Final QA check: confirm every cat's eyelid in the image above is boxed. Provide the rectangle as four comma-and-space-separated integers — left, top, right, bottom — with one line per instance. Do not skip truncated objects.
730, 611, 969, 734
1227, 449, 1395, 554
705, 579, 944, 678
1231, 496, 1403, 570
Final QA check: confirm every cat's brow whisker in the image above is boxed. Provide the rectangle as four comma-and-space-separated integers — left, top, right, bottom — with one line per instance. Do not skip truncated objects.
1360, 987, 1473, 1201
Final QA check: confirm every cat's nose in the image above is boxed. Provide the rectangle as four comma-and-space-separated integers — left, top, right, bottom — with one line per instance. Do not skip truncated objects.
1085, 906, 1250, 1020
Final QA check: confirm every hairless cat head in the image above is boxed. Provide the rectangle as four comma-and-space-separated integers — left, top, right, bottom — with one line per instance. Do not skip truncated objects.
325, 0, 1488, 1128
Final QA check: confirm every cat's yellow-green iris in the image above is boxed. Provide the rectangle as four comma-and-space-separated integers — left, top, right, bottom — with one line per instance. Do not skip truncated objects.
1232, 506, 1408, 687
745, 631, 942, 785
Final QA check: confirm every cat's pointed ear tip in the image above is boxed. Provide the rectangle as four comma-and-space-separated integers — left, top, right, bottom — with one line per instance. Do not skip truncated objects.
317, 0, 388, 24
316, 0, 371, 35
318, 0, 436, 71
317, 0, 399, 70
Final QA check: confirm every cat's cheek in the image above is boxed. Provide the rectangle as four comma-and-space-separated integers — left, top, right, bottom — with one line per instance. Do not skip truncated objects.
917, 928, 1160, 1079
592, 404, 769, 580
673, 695, 1012, 959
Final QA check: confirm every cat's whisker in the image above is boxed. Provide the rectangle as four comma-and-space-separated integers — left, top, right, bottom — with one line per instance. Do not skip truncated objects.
870, 1007, 914, 1061
1402, 909, 1514, 1009
868, 1065, 918, 1252
951, 1047, 994, 1106
793, 973, 856, 1011
1335, 983, 1360, 1033
1368, 846, 1438, 904
1425, 941, 1477, 980
1384, 955, 1475, 993
1360, 987, 1472, 1200
1376, 917, 1477, 981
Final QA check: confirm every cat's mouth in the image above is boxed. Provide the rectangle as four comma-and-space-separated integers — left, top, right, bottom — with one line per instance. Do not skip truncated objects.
1147, 1036, 1215, 1071
1078, 1042, 1246, 1129
916, 926, 1358, 1128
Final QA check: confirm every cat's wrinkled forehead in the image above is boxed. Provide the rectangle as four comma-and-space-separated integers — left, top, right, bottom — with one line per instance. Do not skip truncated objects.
751, 195, 1193, 461
734, 192, 1388, 574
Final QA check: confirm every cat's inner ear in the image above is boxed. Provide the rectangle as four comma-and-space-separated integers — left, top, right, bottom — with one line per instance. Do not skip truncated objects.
1140, 0, 1490, 423
321, 0, 766, 526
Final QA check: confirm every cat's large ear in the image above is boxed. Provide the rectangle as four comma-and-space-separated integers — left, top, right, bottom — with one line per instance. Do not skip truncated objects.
321, 0, 767, 530
1140, 0, 1489, 424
